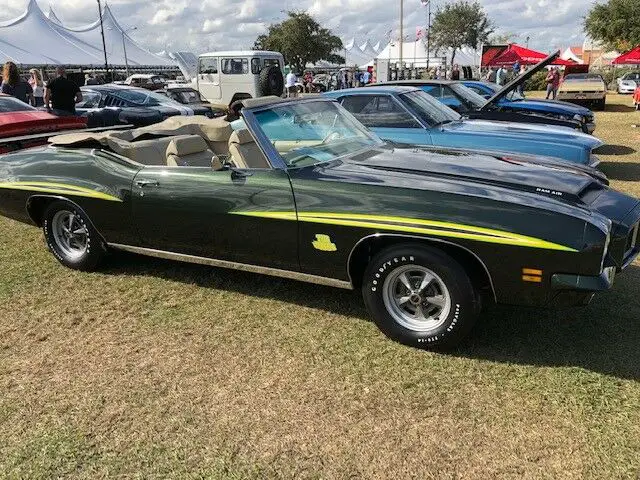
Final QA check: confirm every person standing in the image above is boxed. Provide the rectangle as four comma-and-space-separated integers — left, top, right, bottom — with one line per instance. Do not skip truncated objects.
1, 62, 33, 105
362, 69, 371, 85
44, 66, 82, 114
451, 64, 460, 81
285, 68, 298, 98
545, 67, 560, 100
28, 69, 44, 107
303, 70, 313, 93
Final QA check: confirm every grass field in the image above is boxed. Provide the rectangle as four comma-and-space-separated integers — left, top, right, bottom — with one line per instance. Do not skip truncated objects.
1, 93, 639, 479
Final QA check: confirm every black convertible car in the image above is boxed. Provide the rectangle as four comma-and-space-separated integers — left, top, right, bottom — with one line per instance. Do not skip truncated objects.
77, 84, 219, 128
0, 96, 638, 350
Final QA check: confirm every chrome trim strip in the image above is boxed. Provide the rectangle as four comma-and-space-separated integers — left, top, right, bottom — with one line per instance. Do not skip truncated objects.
346, 233, 497, 301
107, 243, 354, 290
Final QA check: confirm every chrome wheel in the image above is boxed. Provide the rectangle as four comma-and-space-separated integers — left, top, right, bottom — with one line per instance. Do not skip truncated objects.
382, 265, 451, 333
51, 210, 88, 260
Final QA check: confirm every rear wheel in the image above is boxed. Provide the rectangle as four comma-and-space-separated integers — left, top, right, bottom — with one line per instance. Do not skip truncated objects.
362, 245, 480, 349
42, 201, 105, 271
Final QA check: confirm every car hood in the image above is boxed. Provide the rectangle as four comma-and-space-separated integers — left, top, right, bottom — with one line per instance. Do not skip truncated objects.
440, 119, 602, 149
482, 51, 561, 110
0, 111, 86, 139
334, 144, 600, 205
507, 98, 592, 116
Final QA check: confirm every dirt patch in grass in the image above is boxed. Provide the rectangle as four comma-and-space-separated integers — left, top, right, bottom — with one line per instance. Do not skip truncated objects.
1, 94, 639, 479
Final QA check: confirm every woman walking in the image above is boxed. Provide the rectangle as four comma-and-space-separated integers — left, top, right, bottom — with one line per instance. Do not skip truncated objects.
1, 61, 33, 105
29, 69, 45, 107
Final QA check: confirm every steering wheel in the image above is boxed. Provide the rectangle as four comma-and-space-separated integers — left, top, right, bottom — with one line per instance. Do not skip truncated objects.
321, 130, 342, 144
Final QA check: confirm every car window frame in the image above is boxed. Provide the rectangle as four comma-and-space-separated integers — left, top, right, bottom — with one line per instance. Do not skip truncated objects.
221, 57, 249, 75
199, 56, 219, 75
338, 93, 424, 129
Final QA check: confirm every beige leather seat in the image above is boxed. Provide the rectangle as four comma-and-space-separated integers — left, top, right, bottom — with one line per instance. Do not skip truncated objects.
166, 135, 220, 168
228, 129, 270, 169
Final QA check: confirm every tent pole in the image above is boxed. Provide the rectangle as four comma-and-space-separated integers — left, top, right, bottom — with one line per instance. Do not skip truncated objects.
97, 0, 109, 81
399, 0, 403, 69
122, 33, 129, 78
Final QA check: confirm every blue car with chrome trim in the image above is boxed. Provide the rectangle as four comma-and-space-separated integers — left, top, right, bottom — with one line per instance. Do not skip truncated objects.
323, 86, 603, 167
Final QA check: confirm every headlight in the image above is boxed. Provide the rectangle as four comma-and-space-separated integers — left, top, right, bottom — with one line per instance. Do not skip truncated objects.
573, 114, 584, 123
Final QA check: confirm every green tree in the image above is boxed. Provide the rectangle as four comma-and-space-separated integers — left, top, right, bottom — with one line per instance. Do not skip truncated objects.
254, 11, 344, 72
430, 1, 494, 64
584, 0, 640, 52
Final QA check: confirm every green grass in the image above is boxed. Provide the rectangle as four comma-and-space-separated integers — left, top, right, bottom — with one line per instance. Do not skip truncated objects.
1, 94, 639, 479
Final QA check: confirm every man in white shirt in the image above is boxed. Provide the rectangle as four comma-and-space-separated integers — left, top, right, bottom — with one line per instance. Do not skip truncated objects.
285, 69, 298, 98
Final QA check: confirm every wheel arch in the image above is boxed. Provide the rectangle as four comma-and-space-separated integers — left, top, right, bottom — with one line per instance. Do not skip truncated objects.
26, 195, 107, 244
229, 93, 252, 107
347, 233, 496, 302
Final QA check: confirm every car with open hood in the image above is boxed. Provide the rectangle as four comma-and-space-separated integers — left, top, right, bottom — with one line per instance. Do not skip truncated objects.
324, 86, 603, 167
0, 96, 637, 350
373, 52, 596, 134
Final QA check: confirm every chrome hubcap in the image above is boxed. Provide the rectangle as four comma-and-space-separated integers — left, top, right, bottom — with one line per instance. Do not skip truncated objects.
382, 265, 451, 333
52, 210, 88, 260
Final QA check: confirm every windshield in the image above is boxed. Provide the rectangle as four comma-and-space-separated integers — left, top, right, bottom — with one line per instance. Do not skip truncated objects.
564, 74, 604, 82
173, 89, 203, 104
253, 100, 382, 168
476, 82, 524, 101
0, 96, 36, 112
448, 83, 487, 108
398, 91, 460, 127
622, 72, 640, 81
112, 88, 181, 107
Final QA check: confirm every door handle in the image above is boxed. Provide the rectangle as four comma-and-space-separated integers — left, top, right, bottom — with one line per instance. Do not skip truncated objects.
231, 169, 253, 180
135, 180, 160, 188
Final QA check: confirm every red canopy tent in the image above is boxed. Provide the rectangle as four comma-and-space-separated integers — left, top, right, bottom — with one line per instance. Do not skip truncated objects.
485, 44, 574, 67
612, 46, 640, 64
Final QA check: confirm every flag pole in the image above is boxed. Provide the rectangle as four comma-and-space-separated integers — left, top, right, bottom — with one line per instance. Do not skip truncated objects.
97, 0, 109, 81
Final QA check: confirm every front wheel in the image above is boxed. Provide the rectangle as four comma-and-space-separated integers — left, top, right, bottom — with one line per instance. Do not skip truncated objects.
362, 245, 480, 349
42, 200, 105, 271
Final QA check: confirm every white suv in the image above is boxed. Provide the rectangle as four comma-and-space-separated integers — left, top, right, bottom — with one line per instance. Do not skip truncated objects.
195, 50, 285, 106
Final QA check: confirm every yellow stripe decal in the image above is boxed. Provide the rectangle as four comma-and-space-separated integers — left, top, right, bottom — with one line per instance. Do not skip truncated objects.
233, 211, 577, 252
0, 182, 122, 202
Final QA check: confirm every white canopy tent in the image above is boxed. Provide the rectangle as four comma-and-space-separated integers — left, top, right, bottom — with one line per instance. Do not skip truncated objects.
0, 0, 175, 67
375, 41, 480, 68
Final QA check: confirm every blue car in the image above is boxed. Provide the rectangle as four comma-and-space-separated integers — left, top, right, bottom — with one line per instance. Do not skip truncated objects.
463, 80, 596, 134
323, 86, 603, 167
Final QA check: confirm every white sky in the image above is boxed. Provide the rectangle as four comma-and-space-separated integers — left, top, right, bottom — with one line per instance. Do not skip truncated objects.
0, 0, 600, 55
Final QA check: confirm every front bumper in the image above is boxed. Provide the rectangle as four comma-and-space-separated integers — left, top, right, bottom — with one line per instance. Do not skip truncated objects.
618, 85, 636, 94
558, 92, 606, 101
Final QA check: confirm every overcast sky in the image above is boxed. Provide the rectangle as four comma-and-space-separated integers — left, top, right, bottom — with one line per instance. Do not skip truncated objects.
0, 0, 599, 55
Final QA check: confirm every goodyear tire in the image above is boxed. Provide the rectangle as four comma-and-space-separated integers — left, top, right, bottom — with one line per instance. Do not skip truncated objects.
362, 244, 479, 349
259, 66, 284, 97
42, 200, 105, 271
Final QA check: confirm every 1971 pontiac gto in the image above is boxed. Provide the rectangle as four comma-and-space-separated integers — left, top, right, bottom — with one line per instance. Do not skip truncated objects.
0, 97, 638, 349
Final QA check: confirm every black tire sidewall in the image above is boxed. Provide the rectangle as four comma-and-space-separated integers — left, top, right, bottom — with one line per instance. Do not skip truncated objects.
42, 201, 104, 271
362, 245, 478, 349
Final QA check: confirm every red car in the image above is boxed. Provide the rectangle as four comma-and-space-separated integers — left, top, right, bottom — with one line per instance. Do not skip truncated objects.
0, 94, 86, 153
634, 86, 640, 110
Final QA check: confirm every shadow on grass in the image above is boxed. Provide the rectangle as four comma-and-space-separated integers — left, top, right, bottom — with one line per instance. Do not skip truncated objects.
104, 252, 640, 381
600, 161, 640, 182
603, 103, 636, 113
104, 251, 367, 319
595, 144, 636, 155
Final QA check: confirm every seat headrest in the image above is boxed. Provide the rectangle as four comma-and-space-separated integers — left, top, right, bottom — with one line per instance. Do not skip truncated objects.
166, 135, 209, 156
229, 128, 256, 145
